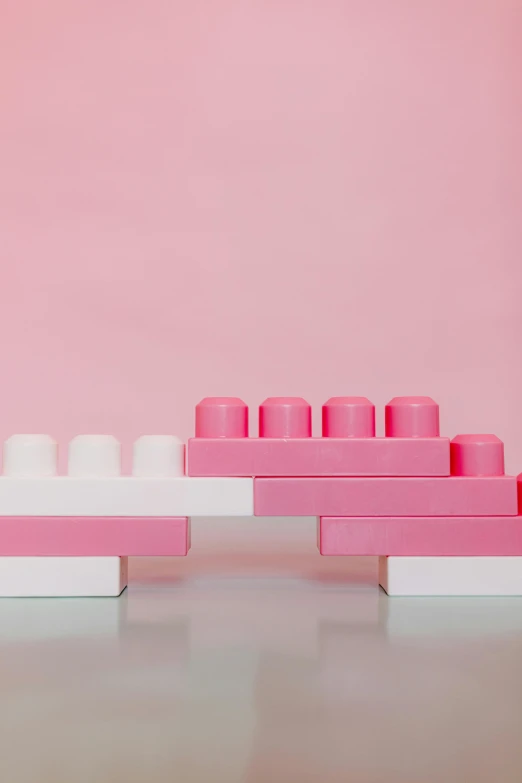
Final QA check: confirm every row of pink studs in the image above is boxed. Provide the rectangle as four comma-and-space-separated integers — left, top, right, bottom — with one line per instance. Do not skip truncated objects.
195, 396, 440, 439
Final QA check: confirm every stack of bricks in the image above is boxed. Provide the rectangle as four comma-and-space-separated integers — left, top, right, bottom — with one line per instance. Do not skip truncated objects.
1, 395, 520, 597
188, 396, 522, 597
0, 433, 252, 596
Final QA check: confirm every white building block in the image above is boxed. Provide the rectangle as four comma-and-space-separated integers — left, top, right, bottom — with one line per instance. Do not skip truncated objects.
132, 435, 184, 477
0, 434, 252, 516
0, 477, 254, 516
0, 557, 128, 597
3, 435, 57, 477
379, 556, 522, 596
68, 435, 121, 477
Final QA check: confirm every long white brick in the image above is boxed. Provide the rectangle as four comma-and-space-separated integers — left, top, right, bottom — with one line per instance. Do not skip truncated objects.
0, 557, 127, 597
380, 556, 522, 596
0, 477, 254, 516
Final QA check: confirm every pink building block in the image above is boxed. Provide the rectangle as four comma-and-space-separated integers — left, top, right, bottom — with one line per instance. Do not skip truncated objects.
253, 476, 517, 517
187, 437, 450, 476
385, 396, 439, 437
195, 397, 248, 438
259, 397, 312, 438
322, 397, 375, 437
0, 517, 190, 556
188, 395, 449, 476
451, 434, 505, 476
319, 515, 522, 556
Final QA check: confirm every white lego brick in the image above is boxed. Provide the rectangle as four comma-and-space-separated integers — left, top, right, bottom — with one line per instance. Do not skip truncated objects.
68, 434, 121, 477
0, 477, 254, 516
3, 435, 58, 477
0, 557, 128, 597
379, 556, 522, 596
0, 433, 251, 516
132, 435, 184, 477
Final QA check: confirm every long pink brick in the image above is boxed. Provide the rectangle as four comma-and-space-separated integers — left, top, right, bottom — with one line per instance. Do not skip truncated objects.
187, 437, 450, 477
254, 476, 518, 517
319, 516, 522, 556
0, 517, 190, 556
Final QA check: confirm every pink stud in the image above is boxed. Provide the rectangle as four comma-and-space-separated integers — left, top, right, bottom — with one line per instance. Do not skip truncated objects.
451, 435, 504, 476
322, 397, 375, 438
195, 397, 248, 438
259, 398, 311, 438
385, 397, 439, 438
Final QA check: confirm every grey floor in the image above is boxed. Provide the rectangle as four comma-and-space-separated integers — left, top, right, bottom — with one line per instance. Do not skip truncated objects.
1, 518, 522, 782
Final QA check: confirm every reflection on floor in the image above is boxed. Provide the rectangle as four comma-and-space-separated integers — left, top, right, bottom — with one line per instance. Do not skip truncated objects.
1, 548, 522, 783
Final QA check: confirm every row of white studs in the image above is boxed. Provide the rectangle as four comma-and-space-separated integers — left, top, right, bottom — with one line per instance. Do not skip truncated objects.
2, 435, 184, 478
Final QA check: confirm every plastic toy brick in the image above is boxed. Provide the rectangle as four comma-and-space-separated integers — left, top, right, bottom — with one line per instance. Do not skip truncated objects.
379, 557, 522, 596
0, 434, 253, 516
4, 433, 185, 478
188, 396, 450, 476
0, 557, 128, 597
0, 477, 254, 516
319, 515, 522, 556
0, 516, 190, 557
254, 476, 517, 516
187, 438, 450, 477
450, 434, 505, 476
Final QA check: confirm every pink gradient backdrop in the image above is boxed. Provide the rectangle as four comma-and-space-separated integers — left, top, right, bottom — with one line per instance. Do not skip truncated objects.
1, 1, 522, 473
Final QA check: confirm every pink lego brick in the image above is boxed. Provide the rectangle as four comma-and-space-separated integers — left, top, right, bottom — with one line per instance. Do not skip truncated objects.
259, 397, 312, 437
322, 397, 375, 437
319, 515, 522, 556
195, 397, 248, 438
385, 396, 439, 437
451, 434, 505, 476
187, 437, 450, 476
254, 476, 518, 517
0, 516, 190, 556
189, 395, 449, 476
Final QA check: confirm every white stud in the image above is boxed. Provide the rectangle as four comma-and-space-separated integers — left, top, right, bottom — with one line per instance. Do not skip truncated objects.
68, 435, 121, 477
3, 434, 58, 477
132, 435, 184, 477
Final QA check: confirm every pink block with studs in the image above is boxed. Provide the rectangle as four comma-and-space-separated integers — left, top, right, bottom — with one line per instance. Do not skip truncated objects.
189, 395, 449, 476
0, 517, 190, 556
254, 476, 517, 516
195, 397, 248, 438
319, 516, 522, 556
385, 396, 440, 437
188, 437, 450, 476
259, 397, 312, 438
322, 397, 376, 438
451, 434, 505, 476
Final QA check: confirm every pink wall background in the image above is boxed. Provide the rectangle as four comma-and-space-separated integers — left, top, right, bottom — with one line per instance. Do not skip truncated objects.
1, 1, 522, 474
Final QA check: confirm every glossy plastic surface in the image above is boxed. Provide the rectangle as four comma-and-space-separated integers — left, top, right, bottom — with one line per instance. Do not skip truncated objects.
187, 436, 450, 476
254, 476, 518, 516
0, 516, 190, 556
320, 515, 522, 556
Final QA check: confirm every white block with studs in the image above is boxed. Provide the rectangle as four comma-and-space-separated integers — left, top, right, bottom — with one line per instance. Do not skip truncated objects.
132, 435, 185, 477
379, 556, 522, 596
0, 557, 128, 597
68, 434, 121, 477
3, 435, 58, 477
0, 434, 253, 516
